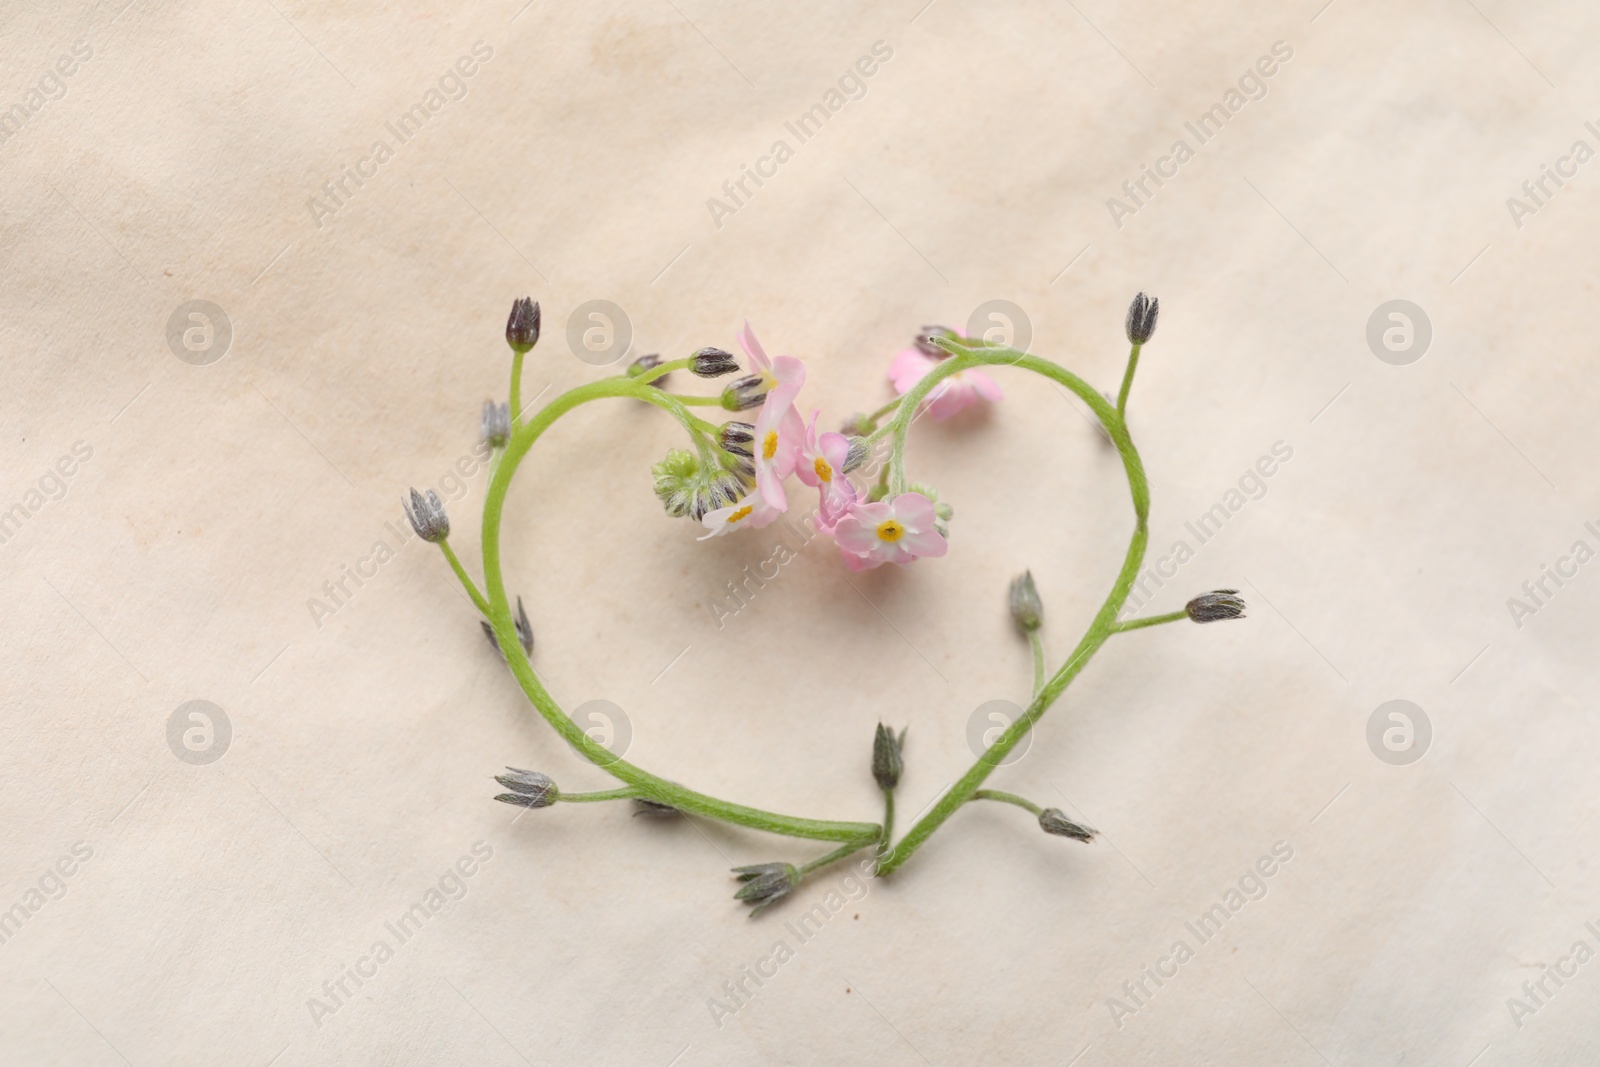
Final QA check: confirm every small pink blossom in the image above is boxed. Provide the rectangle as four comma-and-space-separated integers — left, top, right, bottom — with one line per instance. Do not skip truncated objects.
699, 492, 783, 539
832, 492, 948, 570
740, 323, 805, 511
887, 347, 1003, 420
795, 411, 857, 532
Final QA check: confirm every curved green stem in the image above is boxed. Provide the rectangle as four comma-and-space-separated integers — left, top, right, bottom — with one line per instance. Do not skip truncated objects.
509, 351, 526, 427
799, 840, 873, 877
1116, 343, 1141, 417
438, 539, 489, 616
1114, 609, 1187, 633
971, 789, 1043, 816
476, 374, 879, 846
1029, 630, 1045, 695
875, 345, 1149, 875
560, 787, 642, 803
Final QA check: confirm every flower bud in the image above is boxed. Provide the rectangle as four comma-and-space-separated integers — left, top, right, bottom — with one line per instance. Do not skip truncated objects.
402, 487, 449, 543
632, 797, 680, 817
1186, 589, 1246, 623
842, 436, 871, 474
481, 400, 510, 448
718, 421, 756, 458
720, 374, 770, 411
483, 596, 536, 657
690, 347, 739, 377
653, 449, 701, 517
1008, 570, 1043, 633
494, 767, 558, 808
915, 325, 956, 358
1038, 808, 1095, 842
872, 723, 906, 791
506, 297, 540, 352
628, 353, 667, 383
732, 862, 800, 916
1125, 292, 1159, 346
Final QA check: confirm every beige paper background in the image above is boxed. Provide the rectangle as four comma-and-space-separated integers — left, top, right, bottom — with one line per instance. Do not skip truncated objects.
4, 0, 1599, 1063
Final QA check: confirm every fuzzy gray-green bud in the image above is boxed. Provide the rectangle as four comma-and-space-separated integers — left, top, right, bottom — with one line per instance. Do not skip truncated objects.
506, 297, 540, 352
1186, 589, 1246, 623
1008, 570, 1043, 633
481, 400, 510, 448
690, 347, 739, 377
402, 487, 449, 543
732, 862, 800, 917
494, 768, 558, 808
1125, 292, 1159, 346
872, 723, 906, 791
1038, 808, 1095, 842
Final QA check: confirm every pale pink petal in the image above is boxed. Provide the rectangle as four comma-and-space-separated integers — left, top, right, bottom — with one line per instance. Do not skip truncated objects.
900, 527, 948, 558
756, 463, 788, 511
831, 516, 879, 555
845, 500, 891, 526
841, 546, 882, 571
889, 492, 937, 529
738, 321, 771, 372
820, 431, 852, 471
888, 348, 935, 394
923, 378, 975, 420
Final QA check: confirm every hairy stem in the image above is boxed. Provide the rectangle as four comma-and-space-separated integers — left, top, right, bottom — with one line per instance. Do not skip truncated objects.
1029, 630, 1045, 695
560, 787, 642, 803
475, 374, 879, 845
1116, 342, 1141, 417
875, 345, 1149, 875
971, 789, 1044, 816
1113, 609, 1187, 633
438, 539, 489, 616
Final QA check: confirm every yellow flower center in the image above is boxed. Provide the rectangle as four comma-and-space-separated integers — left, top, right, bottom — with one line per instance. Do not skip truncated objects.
876, 519, 905, 542
728, 504, 754, 524
814, 457, 832, 482
762, 430, 778, 460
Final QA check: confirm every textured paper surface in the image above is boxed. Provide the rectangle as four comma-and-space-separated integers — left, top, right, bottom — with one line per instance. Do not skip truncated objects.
4, 1, 1599, 1063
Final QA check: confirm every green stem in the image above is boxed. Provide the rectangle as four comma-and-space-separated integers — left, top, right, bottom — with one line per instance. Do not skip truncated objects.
438, 539, 489, 616
559, 787, 641, 803
799, 839, 874, 877
878, 790, 895, 858
475, 375, 880, 845
1115, 343, 1141, 417
1113, 609, 1188, 633
509, 351, 526, 427
634, 357, 689, 385
1029, 630, 1045, 695
874, 345, 1149, 875
663, 394, 725, 406
971, 789, 1043, 816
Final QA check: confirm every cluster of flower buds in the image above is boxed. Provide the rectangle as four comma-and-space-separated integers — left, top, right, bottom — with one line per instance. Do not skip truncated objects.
652, 448, 749, 522
494, 768, 558, 808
